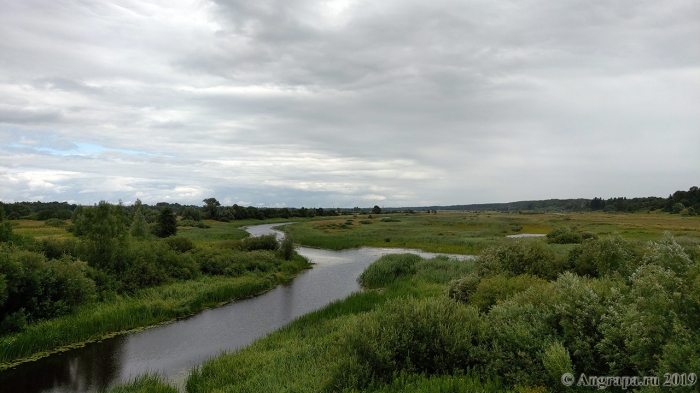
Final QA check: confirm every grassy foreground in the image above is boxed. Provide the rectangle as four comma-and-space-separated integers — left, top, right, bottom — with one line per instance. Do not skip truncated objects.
0, 253, 310, 369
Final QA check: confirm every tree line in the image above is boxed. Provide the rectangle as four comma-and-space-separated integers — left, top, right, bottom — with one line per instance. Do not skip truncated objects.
0, 200, 302, 335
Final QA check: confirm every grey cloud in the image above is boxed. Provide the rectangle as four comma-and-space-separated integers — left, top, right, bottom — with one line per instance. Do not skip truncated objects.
0, 0, 698, 206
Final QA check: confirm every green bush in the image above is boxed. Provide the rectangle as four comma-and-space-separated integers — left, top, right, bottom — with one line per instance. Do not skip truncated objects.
469, 274, 547, 311
546, 227, 583, 244
480, 300, 553, 387
180, 207, 202, 221
329, 297, 481, 390
567, 235, 638, 278
0, 247, 96, 333
195, 248, 280, 276
359, 220, 372, 224
241, 234, 278, 251
43, 218, 67, 227
278, 234, 294, 261
597, 264, 685, 374
447, 274, 480, 303
641, 233, 693, 275
164, 236, 194, 253
478, 240, 564, 280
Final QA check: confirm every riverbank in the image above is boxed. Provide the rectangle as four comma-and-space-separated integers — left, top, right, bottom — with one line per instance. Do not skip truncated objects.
0, 253, 310, 370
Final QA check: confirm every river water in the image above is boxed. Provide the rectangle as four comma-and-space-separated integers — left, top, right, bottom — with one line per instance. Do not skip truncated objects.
0, 223, 471, 392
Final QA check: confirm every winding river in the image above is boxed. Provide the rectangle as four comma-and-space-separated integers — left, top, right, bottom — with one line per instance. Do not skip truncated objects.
0, 223, 471, 392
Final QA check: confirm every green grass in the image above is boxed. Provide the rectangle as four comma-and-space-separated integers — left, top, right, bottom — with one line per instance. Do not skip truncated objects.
284, 211, 700, 254
11, 220, 74, 240
176, 220, 251, 246
104, 374, 178, 393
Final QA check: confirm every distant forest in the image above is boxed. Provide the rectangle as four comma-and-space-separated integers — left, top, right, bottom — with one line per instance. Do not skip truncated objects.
402, 185, 700, 214
1, 186, 699, 220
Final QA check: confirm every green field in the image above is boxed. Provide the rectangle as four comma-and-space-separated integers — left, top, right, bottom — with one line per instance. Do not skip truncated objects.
283, 210, 700, 254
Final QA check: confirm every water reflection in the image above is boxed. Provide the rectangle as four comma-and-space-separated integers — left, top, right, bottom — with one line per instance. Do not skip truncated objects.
0, 223, 472, 392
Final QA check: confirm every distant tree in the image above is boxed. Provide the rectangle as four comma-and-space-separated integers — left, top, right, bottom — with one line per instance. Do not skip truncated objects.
130, 207, 151, 239
0, 204, 12, 242
671, 203, 685, 214
155, 207, 177, 238
202, 198, 220, 219
279, 234, 295, 261
589, 197, 605, 211
372, 205, 382, 215
72, 201, 130, 269
181, 207, 202, 221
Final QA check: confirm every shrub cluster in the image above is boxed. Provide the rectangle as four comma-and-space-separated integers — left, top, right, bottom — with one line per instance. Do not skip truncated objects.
335, 235, 700, 392
0, 201, 304, 336
546, 226, 598, 244
0, 246, 96, 333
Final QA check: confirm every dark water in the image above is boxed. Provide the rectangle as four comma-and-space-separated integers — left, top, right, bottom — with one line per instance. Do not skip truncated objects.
0, 223, 470, 392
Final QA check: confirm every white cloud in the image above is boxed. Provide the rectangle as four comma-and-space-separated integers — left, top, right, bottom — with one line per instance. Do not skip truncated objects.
0, 0, 698, 206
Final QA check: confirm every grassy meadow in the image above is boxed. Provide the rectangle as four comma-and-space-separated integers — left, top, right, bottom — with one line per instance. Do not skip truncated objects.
284, 210, 700, 254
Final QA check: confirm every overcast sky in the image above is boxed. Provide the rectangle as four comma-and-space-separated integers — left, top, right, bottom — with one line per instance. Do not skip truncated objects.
1, 0, 698, 208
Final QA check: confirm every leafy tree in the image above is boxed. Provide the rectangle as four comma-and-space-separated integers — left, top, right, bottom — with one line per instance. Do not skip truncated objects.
181, 207, 202, 221
130, 207, 151, 239
72, 201, 129, 269
202, 198, 220, 219
155, 207, 177, 238
671, 202, 685, 214
279, 234, 295, 261
0, 205, 12, 242
372, 205, 382, 215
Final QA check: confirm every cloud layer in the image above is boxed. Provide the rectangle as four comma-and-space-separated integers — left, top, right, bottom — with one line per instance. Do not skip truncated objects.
1, 0, 698, 206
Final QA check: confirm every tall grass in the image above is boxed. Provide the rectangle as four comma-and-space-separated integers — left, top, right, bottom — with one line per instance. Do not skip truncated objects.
103, 373, 177, 393
0, 275, 275, 368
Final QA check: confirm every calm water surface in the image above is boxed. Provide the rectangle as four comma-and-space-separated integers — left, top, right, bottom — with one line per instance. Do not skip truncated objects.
0, 223, 471, 392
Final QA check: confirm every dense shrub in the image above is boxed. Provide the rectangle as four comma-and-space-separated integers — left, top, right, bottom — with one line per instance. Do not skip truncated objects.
241, 234, 278, 251
447, 274, 480, 303
180, 207, 203, 221
478, 240, 565, 280
0, 246, 96, 333
329, 297, 480, 390
278, 234, 294, 261
546, 227, 583, 244
195, 248, 279, 276
567, 235, 638, 278
165, 236, 195, 253
154, 207, 177, 238
469, 274, 548, 311
0, 207, 12, 242
44, 218, 67, 227
480, 300, 553, 387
